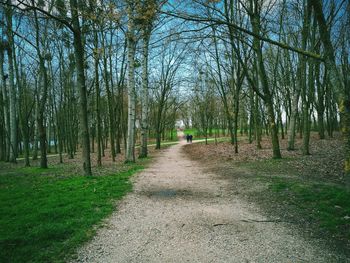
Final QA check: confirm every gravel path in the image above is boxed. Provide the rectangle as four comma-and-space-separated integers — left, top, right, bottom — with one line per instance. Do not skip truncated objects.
72, 139, 345, 263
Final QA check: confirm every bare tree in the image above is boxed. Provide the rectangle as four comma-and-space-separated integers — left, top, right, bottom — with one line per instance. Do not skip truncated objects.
139, 0, 157, 158
125, 0, 138, 162
5, 1, 17, 163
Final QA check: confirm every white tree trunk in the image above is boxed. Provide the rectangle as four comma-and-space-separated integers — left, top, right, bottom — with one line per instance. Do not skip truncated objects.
287, 89, 300, 150
140, 32, 150, 158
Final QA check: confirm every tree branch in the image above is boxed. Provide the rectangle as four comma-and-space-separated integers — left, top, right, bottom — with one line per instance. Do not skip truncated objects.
0, 0, 75, 32
160, 10, 324, 61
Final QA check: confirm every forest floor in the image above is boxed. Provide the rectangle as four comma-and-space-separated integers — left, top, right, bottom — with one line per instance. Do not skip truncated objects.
183, 133, 350, 259
72, 133, 349, 262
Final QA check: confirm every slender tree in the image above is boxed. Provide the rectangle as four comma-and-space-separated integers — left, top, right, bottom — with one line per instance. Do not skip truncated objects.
125, 0, 137, 162
249, 0, 281, 158
5, 1, 17, 163
69, 0, 92, 175
139, 0, 157, 158
310, 0, 350, 178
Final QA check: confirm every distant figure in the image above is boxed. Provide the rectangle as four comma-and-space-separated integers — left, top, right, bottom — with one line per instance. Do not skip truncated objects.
189, 134, 193, 143
186, 134, 190, 143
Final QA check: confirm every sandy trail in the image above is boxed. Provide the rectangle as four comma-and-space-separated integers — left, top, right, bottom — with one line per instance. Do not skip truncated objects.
72, 137, 343, 262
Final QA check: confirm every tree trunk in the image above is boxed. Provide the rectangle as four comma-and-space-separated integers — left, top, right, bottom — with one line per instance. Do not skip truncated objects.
255, 91, 262, 149
0, 45, 10, 161
0, 68, 5, 161
139, 32, 150, 158
125, 1, 136, 162
70, 0, 92, 175
16, 52, 30, 167
33, 5, 49, 168
32, 93, 39, 160
287, 80, 300, 150
234, 96, 239, 153
115, 40, 127, 155
310, 0, 350, 178
251, 10, 281, 158
93, 30, 102, 167
102, 46, 116, 162
301, 2, 312, 155
316, 63, 325, 139
278, 106, 284, 140
211, 25, 235, 145
248, 86, 254, 144
155, 104, 163, 150
5, 3, 17, 163
22, 126, 30, 167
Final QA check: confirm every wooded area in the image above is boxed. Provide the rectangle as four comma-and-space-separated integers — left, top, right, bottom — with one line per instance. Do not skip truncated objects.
0, 0, 349, 178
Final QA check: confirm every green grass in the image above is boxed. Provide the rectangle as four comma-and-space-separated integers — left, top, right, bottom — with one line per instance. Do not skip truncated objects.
183, 128, 198, 136
167, 130, 178, 141
229, 154, 350, 252
269, 179, 350, 238
146, 130, 179, 143
241, 158, 296, 175
239, 157, 350, 245
0, 164, 143, 262
183, 128, 222, 139
183, 128, 219, 138
183, 128, 246, 139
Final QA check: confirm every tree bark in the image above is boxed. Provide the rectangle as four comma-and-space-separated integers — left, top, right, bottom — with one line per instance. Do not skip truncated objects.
254, 92, 262, 149
212, 26, 235, 145
93, 29, 102, 167
140, 31, 150, 158
287, 79, 301, 150
33, 4, 48, 168
310, 0, 350, 177
316, 61, 325, 139
5, 2, 17, 163
301, 2, 312, 155
70, 0, 92, 175
0, 44, 10, 161
125, 0, 136, 162
102, 36, 116, 162
250, 8, 281, 158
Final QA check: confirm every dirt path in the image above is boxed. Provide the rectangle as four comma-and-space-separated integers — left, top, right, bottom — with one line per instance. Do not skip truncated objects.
72, 138, 343, 263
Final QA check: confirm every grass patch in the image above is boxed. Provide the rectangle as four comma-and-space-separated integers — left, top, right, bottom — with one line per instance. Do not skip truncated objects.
183, 128, 224, 138
184, 128, 243, 139
183, 128, 198, 136
0, 164, 144, 262
269, 178, 350, 239
240, 158, 296, 175
147, 130, 179, 143
239, 157, 350, 251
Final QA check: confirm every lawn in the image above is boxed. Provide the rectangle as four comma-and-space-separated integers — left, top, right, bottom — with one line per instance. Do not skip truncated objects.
183, 128, 249, 140
0, 163, 143, 262
183, 128, 230, 140
183, 128, 217, 138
